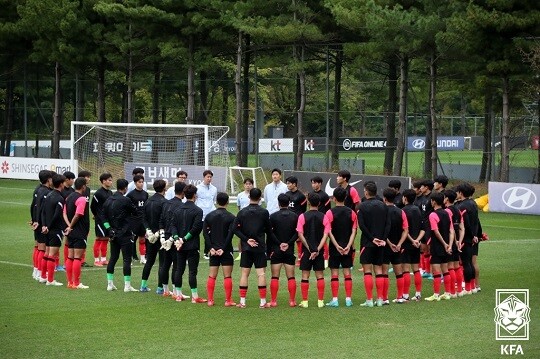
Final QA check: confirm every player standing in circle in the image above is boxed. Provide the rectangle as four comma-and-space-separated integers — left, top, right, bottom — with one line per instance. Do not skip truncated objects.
103, 179, 139, 292
268, 193, 299, 307
336, 170, 361, 211
263, 168, 287, 215
165, 170, 188, 200
64, 177, 90, 289
388, 180, 404, 208
433, 175, 449, 193
170, 184, 206, 303
311, 176, 332, 268
382, 188, 409, 304
204, 192, 236, 307
401, 189, 425, 301
196, 170, 217, 260
90, 173, 113, 267
127, 167, 147, 193
358, 181, 389, 307
237, 178, 255, 210
425, 192, 454, 301
77, 171, 92, 268
443, 189, 465, 298
233, 188, 273, 308
139, 179, 168, 292
297, 193, 330, 308
127, 174, 149, 264
324, 187, 357, 307
417, 179, 435, 279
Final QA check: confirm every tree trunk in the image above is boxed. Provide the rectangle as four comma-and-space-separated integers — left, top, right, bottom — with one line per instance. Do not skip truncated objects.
429, 52, 438, 177
152, 62, 160, 124
186, 35, 196, 164
331, 45, 343, 169
51, 62, 62, 159
296, 45, 306, 171
197, 71, 208, 124
384, 58, 397, 175
479, 91, 493, 183
537, 93, 540, 183
96, 57, 106, 167
394, 55, 408, 176
234, 31, 243, 166
241, 34, 251, 166
500, 76, 510, 182
221, 73, 229, 126
1, 60, 14, 157
75, 72, 84, 122
460, 94, 467, 135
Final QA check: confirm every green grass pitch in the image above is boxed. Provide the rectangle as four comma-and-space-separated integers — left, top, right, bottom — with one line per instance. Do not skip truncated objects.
0, 179, 538, 358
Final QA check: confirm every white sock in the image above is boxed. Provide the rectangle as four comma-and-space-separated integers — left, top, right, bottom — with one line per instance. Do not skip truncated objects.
108, 279, 114, 286
125, 281, 131, 288
260, 298, 267, 306
240, 297, 246, 305
95, 258, 100, 263
403, 294, 410, 299
415, 291, 421, 296
101, 257, 107, 262
333, 297, 338, 301
345, 297, 351, 301
163, 284, 168, 293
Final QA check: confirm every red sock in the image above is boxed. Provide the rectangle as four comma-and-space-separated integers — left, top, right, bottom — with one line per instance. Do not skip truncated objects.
465, 281, 472, 292
456, 266, 464, 291
258, 285, 267, 300
73, 258, 82, 286
383, 275, 389, 300
139, 239, 146, 256
414, 270, 422, 292
40, 254, 48, 279
301, 280, 309, 301
375, 275, 384, 299
206, 276, 216, 301
443, 272, 451, 294
270, 277, 279, 302
344, 275, 352, 298
224, 277, 233, 302
448, 269, 456, 295
403, 271, 411, 297
33, 247, 39, 268
47, 257, 56, 282
63, 243, 69, 263
331, 275, 339, 298
93, 240, 100, 259
287, 278, 296, 302
317, 278, 325, 300
323, 243, 329, 260
396, 274, 404, 299
433, 273, 441, 295
364, 273, 373, 300
65, 257, 73, 284
239, 286, 248, 299
100, 240, 108, 258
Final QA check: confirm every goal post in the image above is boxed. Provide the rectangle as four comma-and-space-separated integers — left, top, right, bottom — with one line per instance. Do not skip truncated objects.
229, 166, 269, 194
71, 121, 230, 191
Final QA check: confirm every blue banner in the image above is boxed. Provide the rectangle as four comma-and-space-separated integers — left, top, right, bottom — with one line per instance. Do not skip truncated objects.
407, 136, 464, 151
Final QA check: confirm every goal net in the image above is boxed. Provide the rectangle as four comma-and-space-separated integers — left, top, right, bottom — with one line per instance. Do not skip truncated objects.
229, 166, 269, 194
71, 122, 230, 192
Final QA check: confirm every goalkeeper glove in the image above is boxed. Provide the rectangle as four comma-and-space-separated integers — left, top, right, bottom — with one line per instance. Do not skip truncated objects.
145, 228, 153, 239
160, 237, 174, 251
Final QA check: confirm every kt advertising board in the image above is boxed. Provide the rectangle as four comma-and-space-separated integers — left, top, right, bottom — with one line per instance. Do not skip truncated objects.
488, 182, 540, 215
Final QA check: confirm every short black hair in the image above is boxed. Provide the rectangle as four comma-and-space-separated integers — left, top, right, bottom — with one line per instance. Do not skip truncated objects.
249, 188, 262, 201
176, 170, 188, 178
444, 189, 457, 203
430, 192, 444, 206
456, 182, 475, 197
52, 174, 66, 188
153, 179, 167, 193
421, 179, 434, 190
307, 192, 320, 207
388, 180, 401, 190
412, 180, 422, 189
133, 174, 144, 183
63, 171, 76, 180
203, 170, 213, 177
78, 170, 92, 178
99, 172, 112, 183
38, 170, 52, 184
278, 193, 290, 208
243, 178, 254, 185
383, 187, 397, 202
433, 175, 449, 188
285, 176, 298, 185
333, 187, 347, 202
403, 189, 416, 204
117, 179, 129, 190
364, 182, 377, 197
337, 170, 351, 182
132, 167, 144, 175
175, 181, 186, 195
216, 192, 229, 206
271, 168, 282, 176
310, 176, 323, 184
74, 177, 87, 190
184, 184, 197, 199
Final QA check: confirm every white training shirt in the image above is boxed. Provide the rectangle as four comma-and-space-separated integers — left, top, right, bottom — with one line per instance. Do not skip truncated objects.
263, 181, 287, 215
195, 183, 217, 220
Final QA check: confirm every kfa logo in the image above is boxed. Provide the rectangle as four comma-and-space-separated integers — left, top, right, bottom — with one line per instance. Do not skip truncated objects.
502, 187, 537, 210
271, 140, 282, 151
494, 289, 530, 341
412, 139, 425, 149
304, 139, 315, 151
500, 345, 524, 355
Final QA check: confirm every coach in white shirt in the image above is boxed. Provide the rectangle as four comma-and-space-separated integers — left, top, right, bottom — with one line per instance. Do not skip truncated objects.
195, 170, 217, 220
165, 170, 188, 200
263, 168, 287, 215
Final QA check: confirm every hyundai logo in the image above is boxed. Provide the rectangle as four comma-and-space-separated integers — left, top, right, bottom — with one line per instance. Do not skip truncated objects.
342, 139, 352, 151
412, 139, 425, 149
502, 187, 537, 210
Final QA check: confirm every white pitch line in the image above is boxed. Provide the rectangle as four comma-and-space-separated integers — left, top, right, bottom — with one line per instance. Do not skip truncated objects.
0, 201, 28, 206
482, 239, 539, 244
0, 260, 209, 270
484, 225, 540, 231
0, 186, 33, 191
0, 260, 32, 268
